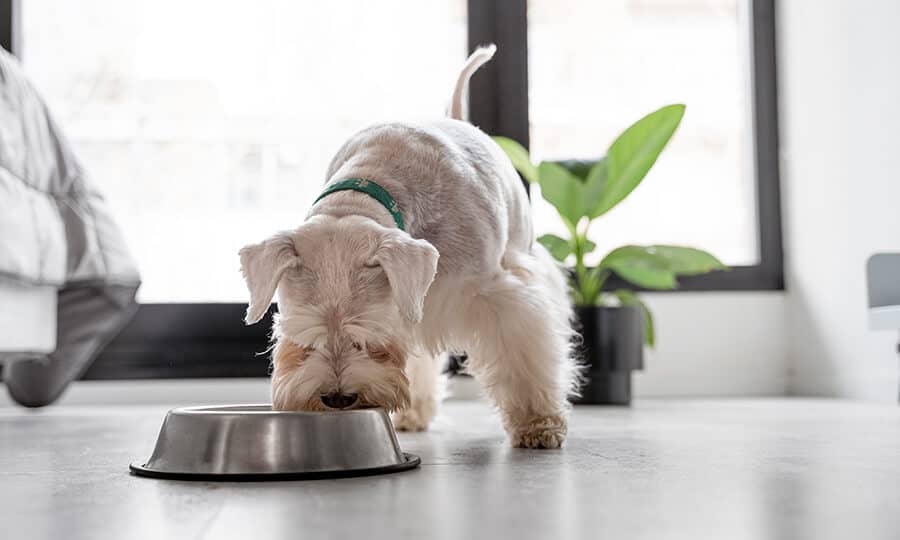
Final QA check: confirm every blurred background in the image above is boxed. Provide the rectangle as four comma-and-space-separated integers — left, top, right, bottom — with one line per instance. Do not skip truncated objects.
22, 0, 753, 302
1, 0, 899, 404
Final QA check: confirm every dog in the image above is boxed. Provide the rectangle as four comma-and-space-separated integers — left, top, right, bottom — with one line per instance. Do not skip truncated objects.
239, 45, 579, 449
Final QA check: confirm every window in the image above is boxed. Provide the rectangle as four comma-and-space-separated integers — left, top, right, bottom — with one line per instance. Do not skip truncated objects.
4, 0, 781, 378
470, 0, 781, 294
529, 0, 758, 267
21, 0, 467, 303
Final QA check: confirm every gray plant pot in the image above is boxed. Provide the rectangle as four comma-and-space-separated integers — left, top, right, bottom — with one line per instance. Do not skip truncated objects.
572, 305, 644, 405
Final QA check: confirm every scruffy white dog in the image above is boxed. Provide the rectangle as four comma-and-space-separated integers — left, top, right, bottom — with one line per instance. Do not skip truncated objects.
239, 45, 579, 448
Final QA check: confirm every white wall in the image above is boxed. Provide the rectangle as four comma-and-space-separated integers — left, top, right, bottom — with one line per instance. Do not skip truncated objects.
635, 292, 786, 396
779, 0, 900, 400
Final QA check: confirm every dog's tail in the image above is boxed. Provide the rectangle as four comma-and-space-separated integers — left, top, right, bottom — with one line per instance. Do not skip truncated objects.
448, 44, 497, 121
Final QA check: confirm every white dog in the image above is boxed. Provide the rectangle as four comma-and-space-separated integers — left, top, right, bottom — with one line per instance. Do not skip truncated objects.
239, 45, 579, 448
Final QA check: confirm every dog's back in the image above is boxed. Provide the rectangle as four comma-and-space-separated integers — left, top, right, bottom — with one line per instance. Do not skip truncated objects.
319, 46, 532, 275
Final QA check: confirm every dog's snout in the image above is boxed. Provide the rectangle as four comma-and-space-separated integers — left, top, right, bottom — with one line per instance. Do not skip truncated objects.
320, 392, 359, 410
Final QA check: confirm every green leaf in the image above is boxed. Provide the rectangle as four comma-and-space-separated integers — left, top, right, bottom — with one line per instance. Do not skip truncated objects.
599, 245, 678, 289
552, 159, 601, 182
648, 245, 727, 275
493, 136, 539, 184
537, 234, 572, 262
583, 238, 597, 254
583, 159, 609, 218
596, 104, 686, 216
598, 245, 724, 288
537, 161, 582, 226
539, 158, 609, 224
614, 289, 655, 347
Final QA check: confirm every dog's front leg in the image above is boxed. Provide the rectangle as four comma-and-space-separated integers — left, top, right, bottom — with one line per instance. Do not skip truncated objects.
391, 349, 442, 432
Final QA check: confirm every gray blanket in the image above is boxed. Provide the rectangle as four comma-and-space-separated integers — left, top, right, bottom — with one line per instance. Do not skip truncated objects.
0, 49, 140, 406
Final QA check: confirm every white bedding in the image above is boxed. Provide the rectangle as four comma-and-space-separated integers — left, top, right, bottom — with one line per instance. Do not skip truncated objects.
0, 284, 56, 353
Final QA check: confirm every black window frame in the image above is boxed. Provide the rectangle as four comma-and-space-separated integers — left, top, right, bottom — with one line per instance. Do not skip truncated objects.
2, 0, 782, 380
0, 0, 19, 54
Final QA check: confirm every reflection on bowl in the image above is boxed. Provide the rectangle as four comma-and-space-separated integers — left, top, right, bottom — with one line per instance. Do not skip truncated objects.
130, 404, 420, 481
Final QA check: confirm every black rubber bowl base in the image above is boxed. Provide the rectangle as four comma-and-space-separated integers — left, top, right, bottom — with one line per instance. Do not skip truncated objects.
129, 453, 421, 482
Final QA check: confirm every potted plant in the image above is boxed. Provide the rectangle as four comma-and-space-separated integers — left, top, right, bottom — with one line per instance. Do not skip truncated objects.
494, 104, 726, 405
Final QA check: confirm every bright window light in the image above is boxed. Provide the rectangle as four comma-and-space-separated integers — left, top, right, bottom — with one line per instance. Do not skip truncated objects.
528, 0, 757, 267
22, 0, 467, 302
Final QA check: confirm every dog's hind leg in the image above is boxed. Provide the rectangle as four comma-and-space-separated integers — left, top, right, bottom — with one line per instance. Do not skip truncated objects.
462, 246, 579, 448
391, 349, 443, 432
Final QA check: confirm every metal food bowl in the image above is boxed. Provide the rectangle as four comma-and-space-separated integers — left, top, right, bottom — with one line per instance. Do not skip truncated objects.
130, 405, 420, 481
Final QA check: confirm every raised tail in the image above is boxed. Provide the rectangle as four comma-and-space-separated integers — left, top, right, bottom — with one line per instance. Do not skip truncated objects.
448, 44, 497, 121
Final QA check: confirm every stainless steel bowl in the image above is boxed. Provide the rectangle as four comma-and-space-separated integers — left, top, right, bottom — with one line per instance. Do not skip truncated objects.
130, 405, 420, 480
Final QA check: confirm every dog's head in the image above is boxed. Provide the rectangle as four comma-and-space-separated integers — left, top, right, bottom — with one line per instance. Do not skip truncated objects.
239, 215, 439, 412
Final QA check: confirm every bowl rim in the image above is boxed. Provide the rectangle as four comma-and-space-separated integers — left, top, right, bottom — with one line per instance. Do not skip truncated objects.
170, 404, 387, 417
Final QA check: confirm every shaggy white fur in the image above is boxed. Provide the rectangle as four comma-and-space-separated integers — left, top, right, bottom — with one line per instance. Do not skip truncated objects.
239, 45, 579, 448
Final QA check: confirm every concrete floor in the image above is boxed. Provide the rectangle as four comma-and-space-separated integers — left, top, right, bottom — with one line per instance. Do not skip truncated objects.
1, 399, 899, 540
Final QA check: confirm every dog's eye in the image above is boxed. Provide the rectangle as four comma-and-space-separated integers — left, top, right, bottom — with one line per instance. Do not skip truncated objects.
351, 341, 362, 352
366, 344, 392, 363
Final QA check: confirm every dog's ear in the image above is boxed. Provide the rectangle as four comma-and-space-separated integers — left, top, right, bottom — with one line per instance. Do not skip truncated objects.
239, 232, 300, 324
371, 231, 439, 324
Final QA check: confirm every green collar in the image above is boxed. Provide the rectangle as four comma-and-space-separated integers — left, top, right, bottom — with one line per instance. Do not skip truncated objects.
314, 178, 404, 231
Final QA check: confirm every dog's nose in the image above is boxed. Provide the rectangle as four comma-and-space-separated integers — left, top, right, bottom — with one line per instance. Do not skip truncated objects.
320, 392, 359, 409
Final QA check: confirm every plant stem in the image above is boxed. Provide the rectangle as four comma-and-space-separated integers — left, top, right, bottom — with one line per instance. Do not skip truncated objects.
572, 219, 589, 305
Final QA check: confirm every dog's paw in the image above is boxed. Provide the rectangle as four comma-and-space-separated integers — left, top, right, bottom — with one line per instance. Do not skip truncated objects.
391, 405, 433, 432
508, 415, 567, 449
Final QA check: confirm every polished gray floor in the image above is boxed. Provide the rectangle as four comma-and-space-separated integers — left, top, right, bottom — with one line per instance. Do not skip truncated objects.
1, 399, 899, 540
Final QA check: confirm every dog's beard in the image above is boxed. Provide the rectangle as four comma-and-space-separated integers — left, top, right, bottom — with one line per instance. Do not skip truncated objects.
270, 313, 411, 412
269, 296, 413, 412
